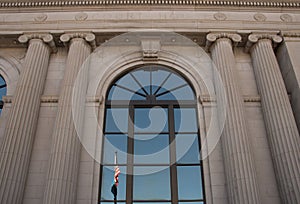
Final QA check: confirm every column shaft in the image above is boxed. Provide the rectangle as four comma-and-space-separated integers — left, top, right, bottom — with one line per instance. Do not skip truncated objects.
0, 39, 51, 204
43, 38, 91, 204
250, 39, 300, 204
211, 38, 260, 204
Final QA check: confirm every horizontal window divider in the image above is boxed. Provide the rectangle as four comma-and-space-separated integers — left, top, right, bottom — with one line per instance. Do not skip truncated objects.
132, 164, 171, 166
132, 200, 171, 202
106, 100, 196, 106
175, 163, 203, 166
178, 199, 205, 202
134, 132, 169, 135
174, 132, 198, 134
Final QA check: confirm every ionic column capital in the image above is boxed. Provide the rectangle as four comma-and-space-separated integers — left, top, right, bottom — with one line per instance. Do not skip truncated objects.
205, 32, 242, 52
18, 33, 57, 53
60, 32, 96, 50
245, 33, 282, 52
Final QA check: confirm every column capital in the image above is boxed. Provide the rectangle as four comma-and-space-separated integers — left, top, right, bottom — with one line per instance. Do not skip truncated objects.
205, 32, 242, 52
18, 33, 57, 53
60, 32, 96, 50
245, 33, 282, 52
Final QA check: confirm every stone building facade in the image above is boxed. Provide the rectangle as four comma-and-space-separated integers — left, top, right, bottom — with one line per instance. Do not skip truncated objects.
0, 1, 300, 204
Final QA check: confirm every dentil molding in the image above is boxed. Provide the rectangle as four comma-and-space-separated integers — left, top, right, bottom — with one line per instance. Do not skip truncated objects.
0, 0, 300, 9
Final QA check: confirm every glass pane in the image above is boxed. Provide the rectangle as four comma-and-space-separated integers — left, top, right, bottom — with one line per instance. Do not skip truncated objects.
134, 134, 169, 164
179, 202, 204, 204
133, 166, 171, 200
176, 134, 200, 164
116, 73, 143, 94
133, 203, 171, 204
174, 108, 198, 132
157, 85, 195, 101
105, 108, 128, 133
101, 166, 126, 200
108, 85, 145, 100
156, 73, 186, 95
134, 108, 168, 133
152, 69, 170, 94
177, 166, 203, 200
103, 134, 127, 164
131, 69, 150, 95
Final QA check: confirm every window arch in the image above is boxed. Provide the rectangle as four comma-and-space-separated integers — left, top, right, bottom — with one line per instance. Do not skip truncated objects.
100, 65, 205, 204
0, 75, 7, 114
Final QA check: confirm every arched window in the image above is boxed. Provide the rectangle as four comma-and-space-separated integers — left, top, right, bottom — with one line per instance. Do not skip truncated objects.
0, 75, 7, 114
100, 65, 205, 204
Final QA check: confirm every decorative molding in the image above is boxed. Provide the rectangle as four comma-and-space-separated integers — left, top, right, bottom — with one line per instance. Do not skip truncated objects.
205, 32, 241, 52
243, 95, 261, 102
34, 13, 48, 22
214, 12, 227, 21
1, 94, 263, 104
245, 33, 282, 52
75, 12, 88, 21
2, 95, 12, 103
141, 38, 161, 60
199, 95, 261, 103
18, 33, 57, 53
253, 13, 267, 21
41, 95, 59, 103
86, 96, 101, 103
281, 32, 300, 38
0, 0, 299, 9
60, 32, 96, 50
280, 14, 293, 22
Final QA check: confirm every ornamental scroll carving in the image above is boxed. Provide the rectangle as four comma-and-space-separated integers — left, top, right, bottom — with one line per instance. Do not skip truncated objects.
245, 33, 282, 52
18, 33, 57, 53
205, 33, 242, 52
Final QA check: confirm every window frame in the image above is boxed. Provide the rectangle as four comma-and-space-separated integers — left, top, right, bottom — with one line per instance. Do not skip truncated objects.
0, 75, 7, 112
99, 66, 206, 204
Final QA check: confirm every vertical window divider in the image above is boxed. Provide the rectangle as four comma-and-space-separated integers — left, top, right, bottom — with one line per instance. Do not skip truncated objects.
126, 105, 134, 204
168, 104, 178, 204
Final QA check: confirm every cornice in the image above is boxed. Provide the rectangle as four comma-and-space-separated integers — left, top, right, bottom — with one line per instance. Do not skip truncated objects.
0, 0, 299, 9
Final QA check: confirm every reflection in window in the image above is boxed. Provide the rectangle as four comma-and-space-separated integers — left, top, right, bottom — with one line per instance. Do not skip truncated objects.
133, 167, 171, 200
100, 65, 205, 203
0, 75, 7, 114
107, 65, 195, 101
177, 166, 203, 200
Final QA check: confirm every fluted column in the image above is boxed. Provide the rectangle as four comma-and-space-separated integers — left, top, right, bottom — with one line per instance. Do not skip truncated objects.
43, 33, 95, 204
207, 33, 260, 204
247, 34, 300, 204
0, 34, 56, 204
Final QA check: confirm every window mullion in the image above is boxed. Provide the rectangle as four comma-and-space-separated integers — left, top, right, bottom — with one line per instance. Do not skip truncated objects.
126, 105, 134, 204
168, 105, 178, 204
